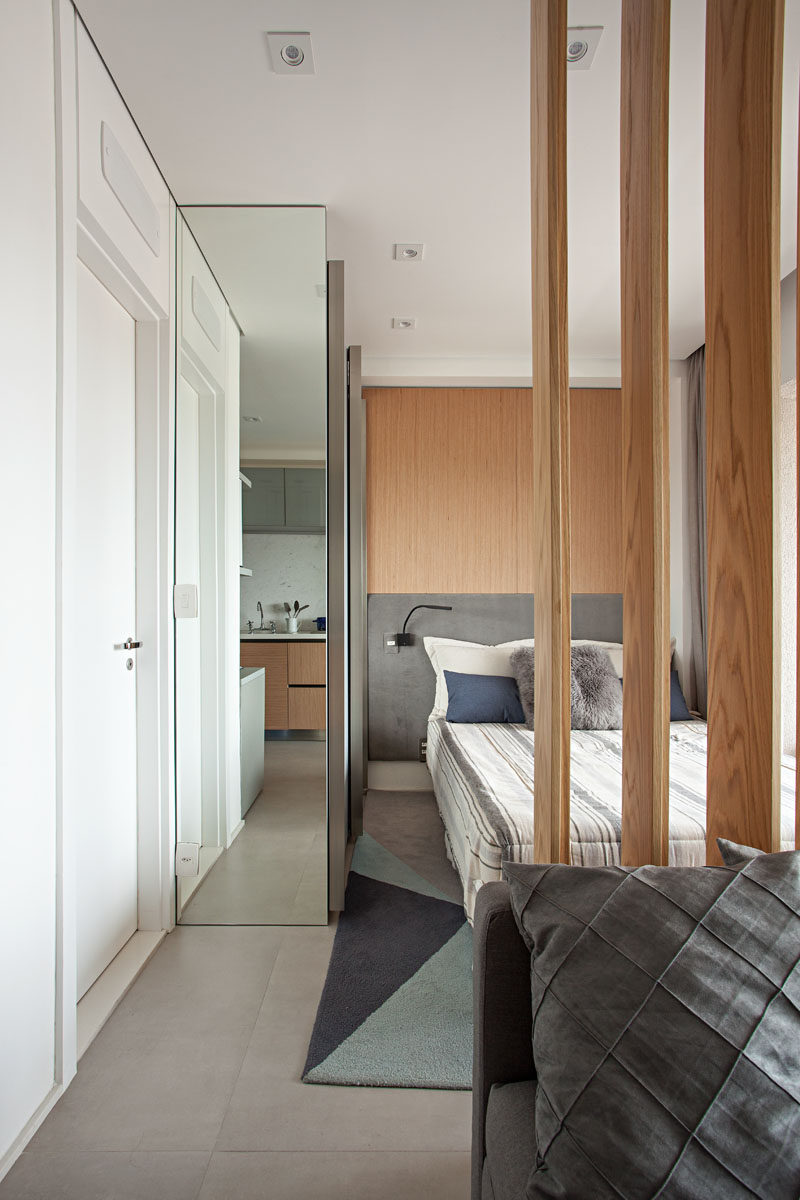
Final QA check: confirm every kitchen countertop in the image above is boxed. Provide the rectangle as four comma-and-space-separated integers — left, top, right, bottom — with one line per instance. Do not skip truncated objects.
240, 631, 326, 641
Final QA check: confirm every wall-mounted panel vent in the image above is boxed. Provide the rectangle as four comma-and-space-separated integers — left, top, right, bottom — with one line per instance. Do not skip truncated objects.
191, 276, 222, 350
100, 122, 160, 255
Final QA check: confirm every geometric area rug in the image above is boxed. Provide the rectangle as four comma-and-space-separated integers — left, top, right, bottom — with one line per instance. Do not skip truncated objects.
302, 833, 473, 1089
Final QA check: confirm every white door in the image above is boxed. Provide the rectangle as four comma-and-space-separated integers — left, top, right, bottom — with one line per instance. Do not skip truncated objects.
75, 260, 138, 999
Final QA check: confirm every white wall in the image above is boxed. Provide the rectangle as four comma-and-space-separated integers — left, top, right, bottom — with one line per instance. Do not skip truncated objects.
0, 0, 58, 1167
669, 364, 692, 687
781, 269, 797, 384
241, 533, 326, 631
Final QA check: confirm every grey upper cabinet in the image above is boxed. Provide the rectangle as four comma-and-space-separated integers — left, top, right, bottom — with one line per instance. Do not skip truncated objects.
242, 468, 285, 530
285, 468, 325, 529
242, 467, 324, 532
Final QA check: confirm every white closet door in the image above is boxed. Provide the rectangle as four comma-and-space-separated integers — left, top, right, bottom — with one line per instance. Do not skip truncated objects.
75, 260, 138, 999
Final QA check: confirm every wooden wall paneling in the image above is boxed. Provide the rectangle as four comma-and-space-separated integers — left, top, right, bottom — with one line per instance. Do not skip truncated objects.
619, 0, 671, 867
239, 642, 288, 729
569, 390, 623, 592
364, 387, 534, 593
531, 0, 571, 864
288, 642, 326, 685
365, 385, 620, 595
705, 0, 783, 857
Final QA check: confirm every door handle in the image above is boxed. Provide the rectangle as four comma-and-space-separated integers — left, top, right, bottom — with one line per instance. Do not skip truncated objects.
114, 638, 142, 651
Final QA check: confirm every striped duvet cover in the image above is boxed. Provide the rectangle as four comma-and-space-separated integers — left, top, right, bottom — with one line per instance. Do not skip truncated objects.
426, 717, 797, 921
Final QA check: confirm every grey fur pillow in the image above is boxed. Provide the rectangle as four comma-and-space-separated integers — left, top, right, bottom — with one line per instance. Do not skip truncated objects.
509, 647, 535, 729
509, 644, 623, 731
571, 643, 622, 729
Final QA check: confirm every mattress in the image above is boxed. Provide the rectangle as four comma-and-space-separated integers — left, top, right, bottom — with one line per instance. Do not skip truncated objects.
426, 717, 798, 921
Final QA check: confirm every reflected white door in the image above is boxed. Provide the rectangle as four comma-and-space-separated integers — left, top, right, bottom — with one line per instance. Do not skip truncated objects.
175, 377, 203, 847
75, 261, 138, 999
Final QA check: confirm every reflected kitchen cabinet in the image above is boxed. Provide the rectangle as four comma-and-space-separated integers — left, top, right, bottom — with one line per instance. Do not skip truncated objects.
285, 468, 325, 529
242, 467, 285, 530
240, 639, 326, 731
242, 467, 325, 532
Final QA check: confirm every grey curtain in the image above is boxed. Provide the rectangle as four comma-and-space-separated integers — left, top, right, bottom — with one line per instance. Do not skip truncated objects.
686, 345, 707, 715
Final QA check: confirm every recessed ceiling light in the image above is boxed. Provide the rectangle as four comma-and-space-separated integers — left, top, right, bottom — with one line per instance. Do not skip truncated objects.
266, 32, 315, 75
242, 414, 263, 423
566, 27, 603, 71
394, 244, 424, 262
392, 318, 416, 330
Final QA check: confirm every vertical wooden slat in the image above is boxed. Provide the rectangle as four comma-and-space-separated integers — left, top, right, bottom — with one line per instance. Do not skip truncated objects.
531, 0, 571, 864
620, 0, 671, 867
705, 0, 783, 858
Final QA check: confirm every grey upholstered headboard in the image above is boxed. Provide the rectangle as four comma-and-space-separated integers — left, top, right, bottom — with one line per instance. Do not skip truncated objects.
367, 593, 623, 760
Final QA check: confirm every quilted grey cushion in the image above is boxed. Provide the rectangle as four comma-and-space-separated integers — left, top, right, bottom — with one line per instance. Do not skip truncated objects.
504, 853, 800, 1199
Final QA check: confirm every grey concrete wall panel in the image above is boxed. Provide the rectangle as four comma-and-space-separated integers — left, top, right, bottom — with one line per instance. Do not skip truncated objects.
367, 593, 622, 760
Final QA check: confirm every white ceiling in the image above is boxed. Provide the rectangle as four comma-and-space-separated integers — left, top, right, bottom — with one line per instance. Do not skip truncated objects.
183, 206, 327, 456
76, 0, 800, 372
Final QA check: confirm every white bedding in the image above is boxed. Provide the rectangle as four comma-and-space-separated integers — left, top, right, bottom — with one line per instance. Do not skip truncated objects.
426, 717, 797, 921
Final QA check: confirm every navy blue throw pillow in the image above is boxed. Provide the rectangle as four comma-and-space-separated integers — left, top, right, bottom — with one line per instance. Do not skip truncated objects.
444, 671, 524, 724
619, 669, 693, 722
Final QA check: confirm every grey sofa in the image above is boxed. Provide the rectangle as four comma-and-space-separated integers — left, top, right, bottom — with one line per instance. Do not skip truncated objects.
472, 856, 800, 1200
472, 881, 536, 1200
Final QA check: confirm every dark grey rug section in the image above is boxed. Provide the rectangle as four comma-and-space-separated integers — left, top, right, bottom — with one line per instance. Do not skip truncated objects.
302, 833, 473, 1089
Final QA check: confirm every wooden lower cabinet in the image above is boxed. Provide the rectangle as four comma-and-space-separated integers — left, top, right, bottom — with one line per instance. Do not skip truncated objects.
240, 640, 326, 731
288, 686, 327, 730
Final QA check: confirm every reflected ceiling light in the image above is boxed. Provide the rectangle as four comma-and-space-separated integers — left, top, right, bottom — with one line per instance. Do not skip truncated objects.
281, 43, 304, 66
566, 27, 603, 71
266, 32, 315, 75
392, 318, 416, 330
394, 243, 424, 262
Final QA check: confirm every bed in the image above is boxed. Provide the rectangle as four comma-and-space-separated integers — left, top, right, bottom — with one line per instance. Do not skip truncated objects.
426, 716, 798, 921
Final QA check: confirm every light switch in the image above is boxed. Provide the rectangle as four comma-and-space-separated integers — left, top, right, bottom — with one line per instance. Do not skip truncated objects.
174, 583, 198, 618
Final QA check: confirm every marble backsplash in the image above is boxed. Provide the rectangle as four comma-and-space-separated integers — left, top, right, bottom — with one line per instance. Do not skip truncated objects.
240, 533, 326, 633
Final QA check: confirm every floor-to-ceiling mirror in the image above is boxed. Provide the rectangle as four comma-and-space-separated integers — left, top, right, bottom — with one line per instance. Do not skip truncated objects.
176, 205, 328, 925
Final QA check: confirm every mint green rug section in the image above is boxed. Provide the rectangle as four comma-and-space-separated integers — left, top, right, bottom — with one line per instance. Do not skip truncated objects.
350, 833, 452, 903
304, 923, 473, 1089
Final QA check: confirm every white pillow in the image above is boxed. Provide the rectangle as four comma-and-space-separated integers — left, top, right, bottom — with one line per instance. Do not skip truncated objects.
424, 636, 534, 719
425, 635, 675, 719
571, 638, 676, 680
572, 640, 624, 678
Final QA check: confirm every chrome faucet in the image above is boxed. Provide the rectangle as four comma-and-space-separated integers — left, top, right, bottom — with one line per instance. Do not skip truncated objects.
269, 620, 276, 634
257, 601, 265, 630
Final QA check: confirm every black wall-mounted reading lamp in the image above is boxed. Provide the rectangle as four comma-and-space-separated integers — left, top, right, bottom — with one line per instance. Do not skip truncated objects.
385, 604, 453, 652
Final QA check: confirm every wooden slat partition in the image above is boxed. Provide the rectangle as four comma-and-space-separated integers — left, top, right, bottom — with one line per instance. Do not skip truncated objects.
531, 0, 571, 864
705, 0, 784, 858
620, 0, 671, 866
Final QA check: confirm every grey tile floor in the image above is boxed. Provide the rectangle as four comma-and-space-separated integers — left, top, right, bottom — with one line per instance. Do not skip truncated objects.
181, 741, 328, 925
1, 791, 471, 1199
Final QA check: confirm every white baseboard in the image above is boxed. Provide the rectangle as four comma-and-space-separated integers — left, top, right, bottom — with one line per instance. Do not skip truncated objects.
76, 929, 165, 1059
0, 1085, 63, 1184
227, 818, 244, 847
367, 760, 432, 791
